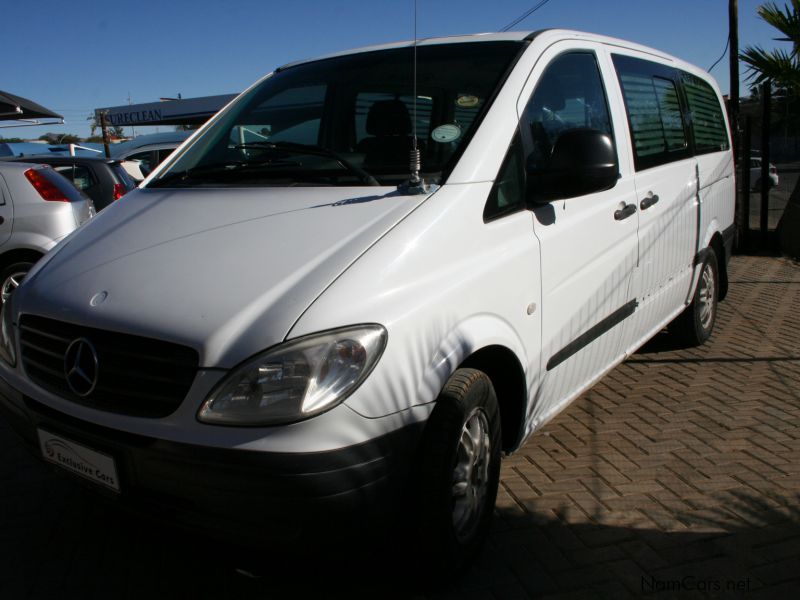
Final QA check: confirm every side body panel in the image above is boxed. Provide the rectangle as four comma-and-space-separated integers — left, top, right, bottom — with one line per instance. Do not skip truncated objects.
288, 183, 542, 421
515, 40, 641, 430
0, 173, 14, 248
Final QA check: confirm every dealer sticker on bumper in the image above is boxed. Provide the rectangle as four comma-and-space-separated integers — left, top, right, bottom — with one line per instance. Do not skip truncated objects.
37, 429, 120, 492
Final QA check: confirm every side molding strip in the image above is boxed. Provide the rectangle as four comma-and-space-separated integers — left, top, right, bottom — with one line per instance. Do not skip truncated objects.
546, 300, 638, 371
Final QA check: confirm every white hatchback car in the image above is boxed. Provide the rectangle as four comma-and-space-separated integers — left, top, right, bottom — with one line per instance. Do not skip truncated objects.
0, 30, 733, 571
0, 162, 94, 303
750, 157, 779, 189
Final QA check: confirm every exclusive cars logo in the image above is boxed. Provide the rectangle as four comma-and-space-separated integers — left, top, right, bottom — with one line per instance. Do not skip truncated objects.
64, 338, 99, 397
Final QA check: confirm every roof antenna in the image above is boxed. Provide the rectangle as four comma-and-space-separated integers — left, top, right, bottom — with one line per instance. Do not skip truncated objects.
400, 0, 438, 195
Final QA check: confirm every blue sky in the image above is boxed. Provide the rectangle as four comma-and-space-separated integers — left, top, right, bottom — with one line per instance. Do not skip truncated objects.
1, 0, 786, 139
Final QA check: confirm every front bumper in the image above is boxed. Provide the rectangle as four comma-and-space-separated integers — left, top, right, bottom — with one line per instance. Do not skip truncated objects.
0, 375, 425, 547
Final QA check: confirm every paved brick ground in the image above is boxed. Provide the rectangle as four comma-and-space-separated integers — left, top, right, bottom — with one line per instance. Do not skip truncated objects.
1, 255, 798, 599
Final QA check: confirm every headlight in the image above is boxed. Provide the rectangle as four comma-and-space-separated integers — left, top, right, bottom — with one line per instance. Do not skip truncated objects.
197, 324, 387, 426
0, 300, 16, 367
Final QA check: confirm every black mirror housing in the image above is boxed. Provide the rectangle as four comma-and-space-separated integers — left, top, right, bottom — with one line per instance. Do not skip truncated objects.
527, 128, 619, 202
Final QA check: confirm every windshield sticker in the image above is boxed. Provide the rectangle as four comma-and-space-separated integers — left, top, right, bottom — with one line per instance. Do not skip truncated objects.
431, 124, 462, 144
456, 95, 480, 108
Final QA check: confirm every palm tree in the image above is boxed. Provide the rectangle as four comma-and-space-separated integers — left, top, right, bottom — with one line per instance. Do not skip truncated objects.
741, 1, 800, 90
740, 1, 800, 257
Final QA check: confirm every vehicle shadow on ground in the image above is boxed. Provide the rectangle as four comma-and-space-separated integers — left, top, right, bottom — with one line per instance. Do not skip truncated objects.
452, 491, 800, 599
0, 442, 798, 600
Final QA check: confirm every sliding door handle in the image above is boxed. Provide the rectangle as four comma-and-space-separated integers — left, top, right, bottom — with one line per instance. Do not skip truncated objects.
640, 193, 660, 210
614, 203, 637, 221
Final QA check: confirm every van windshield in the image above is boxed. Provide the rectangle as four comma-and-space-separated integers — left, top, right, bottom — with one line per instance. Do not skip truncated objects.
148, 41, 525, 188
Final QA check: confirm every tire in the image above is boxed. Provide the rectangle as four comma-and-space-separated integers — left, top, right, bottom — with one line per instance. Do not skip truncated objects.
0, 261, 34, 304
669, 248, 719, 346
412, 368, 502, 576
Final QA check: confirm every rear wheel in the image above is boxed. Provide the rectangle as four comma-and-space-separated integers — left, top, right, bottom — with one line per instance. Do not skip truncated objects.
669, 248, 718, 346
0, 261, 34, 304
412, 368, 501, 575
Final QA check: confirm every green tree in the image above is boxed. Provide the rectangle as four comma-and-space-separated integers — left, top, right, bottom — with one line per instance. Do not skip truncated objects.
740, 0, 800, 256
38, 133, 81, 144
88, 113, 126, 140
741, 1, 800, 90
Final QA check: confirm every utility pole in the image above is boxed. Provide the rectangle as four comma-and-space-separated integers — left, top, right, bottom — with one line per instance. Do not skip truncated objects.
760, 81, 772, 246
127, 92, 136, 139
100, 112, 111, 158
729, 0, 739, 159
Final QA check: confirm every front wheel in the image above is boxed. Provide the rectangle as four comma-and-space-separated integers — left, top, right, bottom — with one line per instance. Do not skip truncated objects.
669, 248, 718, 346
0, 262, 34, 304
412, 368, 502, 575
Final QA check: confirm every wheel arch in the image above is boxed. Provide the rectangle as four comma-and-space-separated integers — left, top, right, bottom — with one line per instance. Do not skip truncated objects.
700, 220, 728, 302
459, 345, 528, 453
708, 231, 727, 301
0, 247, 44, 271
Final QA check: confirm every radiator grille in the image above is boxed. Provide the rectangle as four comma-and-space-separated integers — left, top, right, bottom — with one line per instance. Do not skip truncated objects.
19, 315, 198, 418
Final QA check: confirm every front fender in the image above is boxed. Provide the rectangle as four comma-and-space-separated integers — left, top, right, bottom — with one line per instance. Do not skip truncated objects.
342, 313, 531, 419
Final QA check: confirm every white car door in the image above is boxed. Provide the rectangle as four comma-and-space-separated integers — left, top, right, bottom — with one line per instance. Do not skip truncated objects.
517, 44, 640, 427
610, 53, 699, 349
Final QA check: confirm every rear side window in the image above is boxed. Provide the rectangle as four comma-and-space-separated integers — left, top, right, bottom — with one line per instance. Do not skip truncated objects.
128, 150, 155, 177
682, 73, 729, 153
612, 54, 690, 170
54, 165, 96, 191
112, 163, 137, 190
32, 167, 89, 203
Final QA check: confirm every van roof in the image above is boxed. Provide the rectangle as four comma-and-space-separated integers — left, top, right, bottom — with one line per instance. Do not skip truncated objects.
277, 29, 705, 80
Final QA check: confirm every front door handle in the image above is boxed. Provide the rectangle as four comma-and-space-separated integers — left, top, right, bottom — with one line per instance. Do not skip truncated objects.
614, 203, 637, 221
640, 193, 660, 210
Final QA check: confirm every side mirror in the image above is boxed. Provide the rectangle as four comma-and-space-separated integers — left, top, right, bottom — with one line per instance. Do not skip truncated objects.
527, 128, 619, 202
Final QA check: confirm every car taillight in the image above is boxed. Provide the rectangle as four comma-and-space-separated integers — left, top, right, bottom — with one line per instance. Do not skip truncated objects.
112, 183, 127, 200
24, 169, 69, 202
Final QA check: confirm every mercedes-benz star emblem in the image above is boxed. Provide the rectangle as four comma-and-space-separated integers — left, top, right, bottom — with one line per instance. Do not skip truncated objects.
64, 338, 99, 397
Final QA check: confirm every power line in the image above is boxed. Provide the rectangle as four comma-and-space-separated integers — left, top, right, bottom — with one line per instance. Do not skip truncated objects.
501, 0, 554, 32
708, 34, 730, 72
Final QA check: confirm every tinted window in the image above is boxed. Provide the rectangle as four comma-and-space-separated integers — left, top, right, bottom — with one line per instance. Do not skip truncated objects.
484, 131, 524, 221
355, 92, 433, 145
111, 163, 137, 190
150, 42, 525, 188
128, 150, 155, 177
613, 54, 690, 170
54, 165, 96, 191
682, 73, 729, 153
156, 148, 176, 164
521, 51, 614, 198
232, 85, 326, 146
39, 168, 88, 202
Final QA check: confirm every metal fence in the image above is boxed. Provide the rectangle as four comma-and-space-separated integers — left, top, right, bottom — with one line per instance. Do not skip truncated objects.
734, 83, 800, 251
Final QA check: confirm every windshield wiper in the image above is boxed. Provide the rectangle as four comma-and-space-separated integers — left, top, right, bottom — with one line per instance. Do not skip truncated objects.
233, 141, 380, 186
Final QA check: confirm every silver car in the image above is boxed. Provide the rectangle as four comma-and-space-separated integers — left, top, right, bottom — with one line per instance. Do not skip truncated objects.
0, 162, 94, 302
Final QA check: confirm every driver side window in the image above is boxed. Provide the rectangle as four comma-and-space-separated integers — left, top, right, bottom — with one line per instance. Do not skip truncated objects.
522, 51, 614, 174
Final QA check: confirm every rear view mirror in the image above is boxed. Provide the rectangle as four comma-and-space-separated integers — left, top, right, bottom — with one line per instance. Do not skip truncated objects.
527, 128, 619, 202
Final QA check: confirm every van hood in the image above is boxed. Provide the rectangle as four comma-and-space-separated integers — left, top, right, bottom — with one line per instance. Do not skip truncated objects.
18, 186, 428, 367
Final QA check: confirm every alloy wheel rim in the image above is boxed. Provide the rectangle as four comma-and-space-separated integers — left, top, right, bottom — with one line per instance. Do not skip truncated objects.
698, 262, 715, 331
451, 407, 491, 542
1, 271, 27, 304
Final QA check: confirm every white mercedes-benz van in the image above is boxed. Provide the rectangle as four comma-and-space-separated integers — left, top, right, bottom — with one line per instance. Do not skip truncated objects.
0, 30, 733, 570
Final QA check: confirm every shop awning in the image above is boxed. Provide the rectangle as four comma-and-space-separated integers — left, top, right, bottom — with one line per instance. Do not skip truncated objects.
0, 90, 63, 126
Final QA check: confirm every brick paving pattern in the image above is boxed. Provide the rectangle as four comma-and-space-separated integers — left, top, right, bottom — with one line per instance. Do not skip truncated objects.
1, 255, 799, 599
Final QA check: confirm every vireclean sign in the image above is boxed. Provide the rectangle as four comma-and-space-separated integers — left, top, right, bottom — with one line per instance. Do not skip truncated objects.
106, 109, 163, 126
